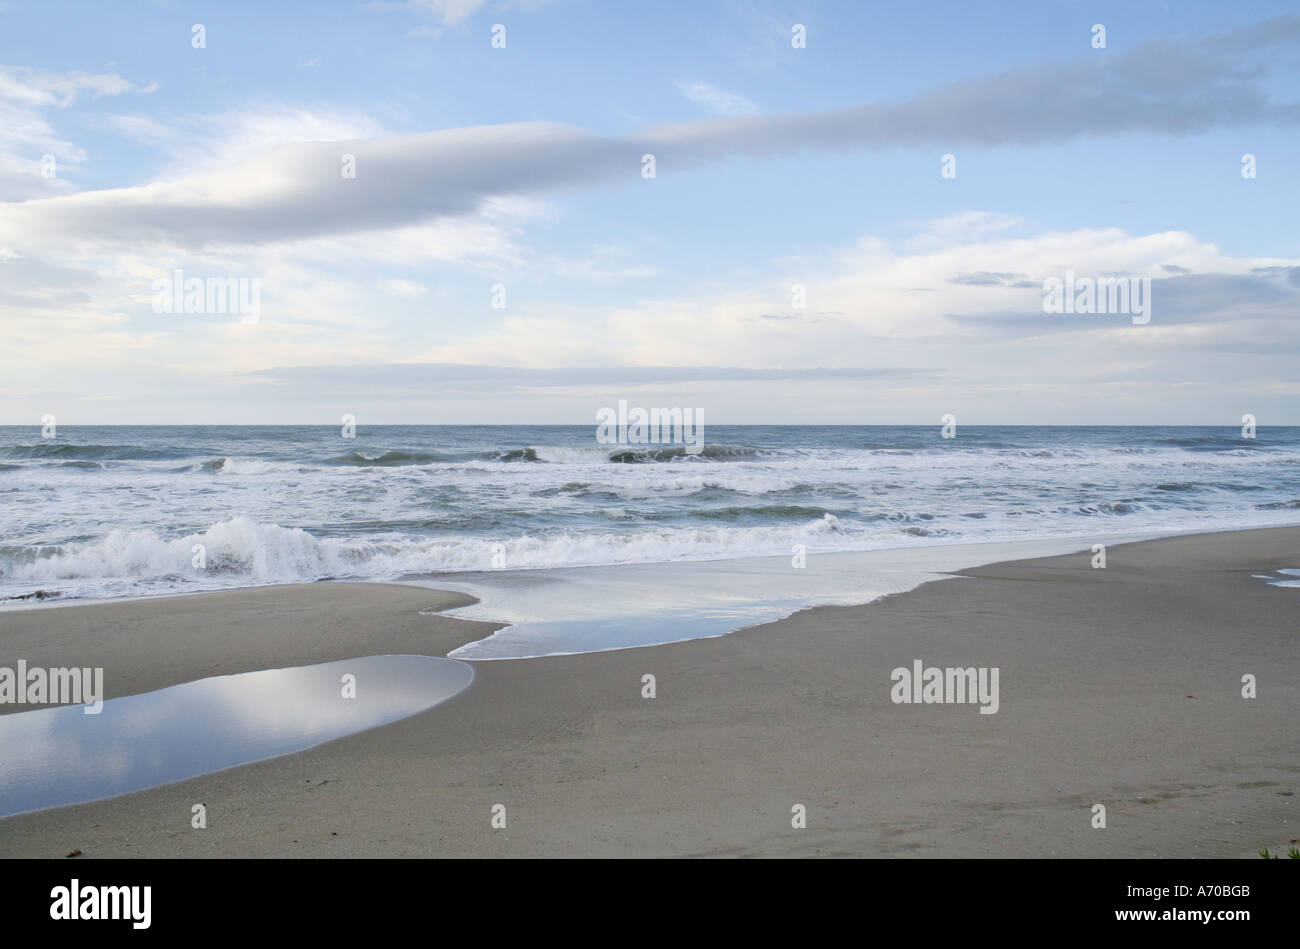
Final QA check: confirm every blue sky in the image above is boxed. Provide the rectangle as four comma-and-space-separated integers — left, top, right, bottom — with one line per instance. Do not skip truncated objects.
0, 0, 1297, 423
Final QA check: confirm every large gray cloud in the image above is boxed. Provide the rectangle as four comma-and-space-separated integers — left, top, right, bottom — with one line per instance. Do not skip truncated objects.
3, 17, 1298, 250
944, 270, 1300, 351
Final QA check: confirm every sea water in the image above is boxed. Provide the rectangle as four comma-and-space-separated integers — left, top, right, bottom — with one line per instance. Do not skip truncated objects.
0, 655, 472, 817
2, 424, 1297, 654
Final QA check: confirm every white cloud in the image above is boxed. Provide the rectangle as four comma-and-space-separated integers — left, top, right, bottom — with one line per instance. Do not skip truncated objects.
408, 221, 1300, 373
4, 18, 1300, 422
3, 216, 1296, 423
408, 0, 490, 26
99, 104, 389, 180
0, 67, 136, 107
378, 277, 430, 297
675, 79, 759, 117
0, 66, 149, 200
6, 18, 1298, 251
404, 0, 554, 27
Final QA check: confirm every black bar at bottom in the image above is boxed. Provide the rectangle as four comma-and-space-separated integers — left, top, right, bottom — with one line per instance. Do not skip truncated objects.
2, 858, 1292, 935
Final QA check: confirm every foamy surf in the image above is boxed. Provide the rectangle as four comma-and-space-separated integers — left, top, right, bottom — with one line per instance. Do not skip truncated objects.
3, 424, 1299, 604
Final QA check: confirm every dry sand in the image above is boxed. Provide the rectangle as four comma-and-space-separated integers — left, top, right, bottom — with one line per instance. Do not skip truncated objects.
1, 527, 1296, 857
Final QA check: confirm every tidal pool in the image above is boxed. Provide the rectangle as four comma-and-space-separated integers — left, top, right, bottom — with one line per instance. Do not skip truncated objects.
1255, 568, 1300, 588
0, 654, 472, 818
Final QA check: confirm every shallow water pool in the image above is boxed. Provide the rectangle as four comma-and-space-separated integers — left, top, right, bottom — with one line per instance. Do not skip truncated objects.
0, 654, 472, 818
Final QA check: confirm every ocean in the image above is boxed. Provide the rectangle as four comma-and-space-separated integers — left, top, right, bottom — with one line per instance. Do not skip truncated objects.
3, 424, 1298, 654
3, 423, 1298, 600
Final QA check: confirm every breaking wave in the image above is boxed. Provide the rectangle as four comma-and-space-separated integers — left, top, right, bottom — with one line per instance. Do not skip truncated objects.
4, 424, 1299, 602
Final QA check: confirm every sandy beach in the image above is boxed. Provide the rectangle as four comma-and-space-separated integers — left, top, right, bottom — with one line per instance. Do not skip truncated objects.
1, 526, 1296, 858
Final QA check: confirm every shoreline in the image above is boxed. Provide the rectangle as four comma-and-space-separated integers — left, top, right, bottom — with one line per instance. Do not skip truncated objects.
0, 525, 1296, 857
4, 517, 1298, 620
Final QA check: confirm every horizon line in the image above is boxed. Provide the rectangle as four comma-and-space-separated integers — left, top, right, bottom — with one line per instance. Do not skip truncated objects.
1, 422, 1294, 429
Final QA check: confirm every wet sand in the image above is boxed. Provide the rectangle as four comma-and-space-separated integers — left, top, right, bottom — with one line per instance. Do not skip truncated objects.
1, 527, 1296, 857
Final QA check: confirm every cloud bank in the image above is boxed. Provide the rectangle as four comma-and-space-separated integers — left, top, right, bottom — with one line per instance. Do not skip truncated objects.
3, 18, 1298, 252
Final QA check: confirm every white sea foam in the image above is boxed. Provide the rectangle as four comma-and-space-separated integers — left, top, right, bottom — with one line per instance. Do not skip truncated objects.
4, 425, 1299, 604
1, 513, 860, 597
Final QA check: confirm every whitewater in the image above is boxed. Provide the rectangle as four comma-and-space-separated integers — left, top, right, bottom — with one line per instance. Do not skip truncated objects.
2, 424, 1298, 604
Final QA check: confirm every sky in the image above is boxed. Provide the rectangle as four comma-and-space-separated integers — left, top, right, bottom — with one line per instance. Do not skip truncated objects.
0, 0, 1297, 425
